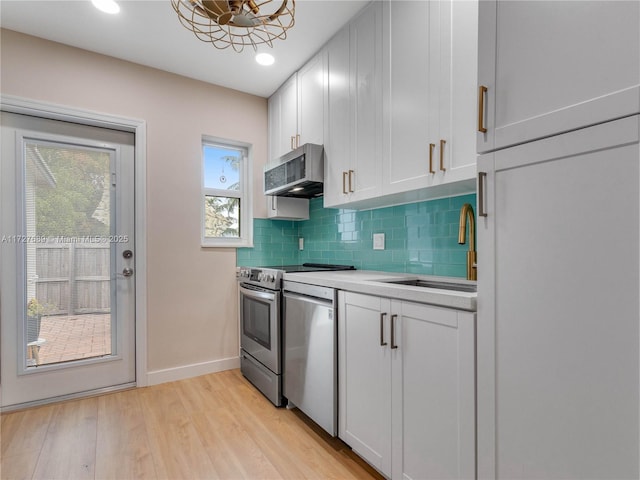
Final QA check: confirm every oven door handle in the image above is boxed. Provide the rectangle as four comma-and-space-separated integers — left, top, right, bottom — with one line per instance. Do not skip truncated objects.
239, 284, 277, 302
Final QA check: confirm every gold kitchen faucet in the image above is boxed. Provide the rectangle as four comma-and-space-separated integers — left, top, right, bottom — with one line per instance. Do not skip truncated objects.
458, 203, 477, 281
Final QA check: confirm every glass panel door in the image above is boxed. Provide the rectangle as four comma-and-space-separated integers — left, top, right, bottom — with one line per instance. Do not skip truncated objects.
23, 140, 115, 368
1, 112, 136, 409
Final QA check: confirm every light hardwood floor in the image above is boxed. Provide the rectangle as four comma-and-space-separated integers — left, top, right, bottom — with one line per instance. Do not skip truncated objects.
1, 369, 384, 480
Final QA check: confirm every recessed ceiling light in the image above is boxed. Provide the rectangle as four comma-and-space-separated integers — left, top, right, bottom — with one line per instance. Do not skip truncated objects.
255, 53, 275, 66
92, 0, 120, 14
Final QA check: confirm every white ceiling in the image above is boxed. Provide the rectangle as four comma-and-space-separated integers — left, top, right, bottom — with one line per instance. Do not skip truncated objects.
0, 0, 369, 98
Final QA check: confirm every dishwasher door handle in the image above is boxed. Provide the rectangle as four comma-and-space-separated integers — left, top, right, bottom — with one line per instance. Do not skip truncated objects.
284, 291, 333, 308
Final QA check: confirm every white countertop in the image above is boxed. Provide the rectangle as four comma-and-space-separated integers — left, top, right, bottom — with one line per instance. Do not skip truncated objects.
283, 270, 477, 312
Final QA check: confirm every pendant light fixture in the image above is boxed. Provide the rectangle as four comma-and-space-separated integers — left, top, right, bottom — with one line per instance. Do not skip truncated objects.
171, 0, 295, 53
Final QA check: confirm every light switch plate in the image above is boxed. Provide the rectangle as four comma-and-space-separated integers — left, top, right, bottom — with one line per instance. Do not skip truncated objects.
373, 233, 385, 250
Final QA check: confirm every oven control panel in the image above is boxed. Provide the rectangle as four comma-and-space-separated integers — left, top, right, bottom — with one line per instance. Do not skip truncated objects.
236, 267, 282, 289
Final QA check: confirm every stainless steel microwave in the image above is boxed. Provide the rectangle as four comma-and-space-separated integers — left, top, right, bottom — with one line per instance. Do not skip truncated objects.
264, 143, 324, 198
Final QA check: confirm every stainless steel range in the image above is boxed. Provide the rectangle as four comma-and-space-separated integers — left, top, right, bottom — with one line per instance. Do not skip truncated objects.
236, 263, 354, 407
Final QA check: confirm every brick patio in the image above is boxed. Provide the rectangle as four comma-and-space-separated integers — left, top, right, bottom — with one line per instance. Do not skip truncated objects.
35, 313, 111, 366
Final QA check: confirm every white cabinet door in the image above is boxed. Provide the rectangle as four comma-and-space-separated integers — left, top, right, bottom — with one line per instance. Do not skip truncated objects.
348, 0, 383, 204
324, 26, 351, 207
382, 0, 433, 194
297, 52, 325, 147
391, 300, 475, 480
477, 115, 640, 478
265, 196, 309, 220
268, 74, 298, 162
325, 1, 383, 208
477, 1, 640, 153
437, 0, 478, 184
268, 53, 325, 164
383, 0, 477, 200
267, 93, 280, 163
339, 291, 477, 479
279, 74, 298, 156
338, 291, 392, 477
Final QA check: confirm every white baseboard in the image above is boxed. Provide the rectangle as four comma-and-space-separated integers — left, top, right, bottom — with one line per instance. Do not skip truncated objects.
146, 356, 240, 386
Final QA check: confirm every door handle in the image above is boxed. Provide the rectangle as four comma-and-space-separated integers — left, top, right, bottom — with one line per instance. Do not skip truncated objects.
478, 171, 488, 217
478, 85, 488, 133
342, 171, 348, 194
296, 134, 300, 148
348, 170, 354, 193
439, 139, 446, 172
390, 314, 398, 349
429, 144, 435, 174
380, 313, 388, 346
122, 267, 134, 277
291, 135, 295, 150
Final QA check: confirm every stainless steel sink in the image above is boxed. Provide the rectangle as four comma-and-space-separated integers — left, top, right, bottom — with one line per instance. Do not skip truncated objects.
380, 279, 477, 293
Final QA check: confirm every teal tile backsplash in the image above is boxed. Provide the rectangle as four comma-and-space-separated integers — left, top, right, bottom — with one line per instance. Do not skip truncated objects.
237, 193, 476, 278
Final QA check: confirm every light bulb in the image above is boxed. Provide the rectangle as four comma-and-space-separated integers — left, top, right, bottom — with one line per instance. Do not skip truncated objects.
255, 53, 275, 66
92, 0, 120, 14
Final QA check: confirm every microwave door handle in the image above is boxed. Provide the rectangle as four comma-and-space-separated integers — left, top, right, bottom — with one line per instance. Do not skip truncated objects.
239, 285, 276, 302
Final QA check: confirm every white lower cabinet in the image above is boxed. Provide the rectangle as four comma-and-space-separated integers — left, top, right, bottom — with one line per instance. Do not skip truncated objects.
338, 291, 476, 479
339, 292, 392, 475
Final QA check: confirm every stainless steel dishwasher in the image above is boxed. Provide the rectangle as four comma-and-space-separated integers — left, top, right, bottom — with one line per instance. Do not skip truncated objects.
283, 280, 337, 436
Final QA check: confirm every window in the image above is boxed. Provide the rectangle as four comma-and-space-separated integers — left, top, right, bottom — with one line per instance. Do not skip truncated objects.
201, 137, 252, 247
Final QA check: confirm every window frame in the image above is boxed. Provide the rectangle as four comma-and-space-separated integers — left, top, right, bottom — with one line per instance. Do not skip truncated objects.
201, 135, 253, 248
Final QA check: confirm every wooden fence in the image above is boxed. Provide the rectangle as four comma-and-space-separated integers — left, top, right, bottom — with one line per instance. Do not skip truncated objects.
34, 243, 111, 315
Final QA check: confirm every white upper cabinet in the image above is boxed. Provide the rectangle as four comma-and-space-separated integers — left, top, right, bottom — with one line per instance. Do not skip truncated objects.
297, 52, 326, 149
268, 53, 326, 162
271, 0, 480, 208
382, 0, 433, 194
477, 0, 640, 153
324, 0, 384, 208
349, 0, 384, 204
383, 0, 478, 198
324, 25, 352, 206
269, 73, 297, 161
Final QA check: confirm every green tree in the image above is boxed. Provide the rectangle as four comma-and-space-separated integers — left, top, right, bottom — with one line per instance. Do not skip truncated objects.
34, 145, 110, 237
205, 196, 239, 237
204, 155, 241, 238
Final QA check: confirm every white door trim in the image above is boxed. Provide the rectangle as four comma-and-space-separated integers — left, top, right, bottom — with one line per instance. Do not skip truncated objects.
1, 94, 148, 387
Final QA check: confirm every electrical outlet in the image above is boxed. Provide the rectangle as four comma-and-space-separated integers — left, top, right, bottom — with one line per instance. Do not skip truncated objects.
373, 233, 385, 250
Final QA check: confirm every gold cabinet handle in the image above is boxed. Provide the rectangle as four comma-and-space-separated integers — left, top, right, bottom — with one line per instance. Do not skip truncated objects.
380, 313, 388, 346
296, 134, 300, 148
342, 171, 348, 194
291, 135, 295, 150
478, 85, 488, 133
439, 139, 446, 172
348, 170, 355, 193
429, 143, 436, 174
390, 314, 398, 349
271, 196, 277, 211
478, 171, 488, 217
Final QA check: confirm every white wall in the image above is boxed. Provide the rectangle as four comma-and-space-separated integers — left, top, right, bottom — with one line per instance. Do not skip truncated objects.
1, 29, 268, 380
